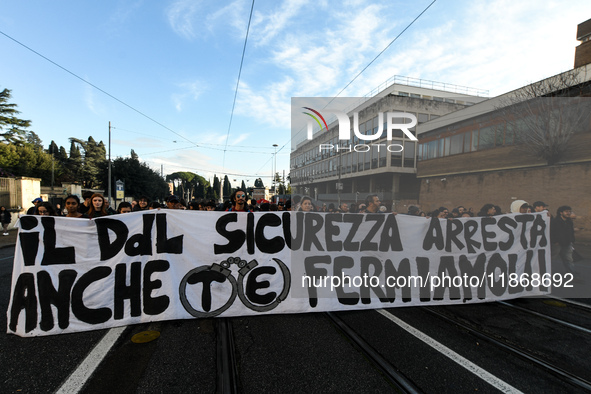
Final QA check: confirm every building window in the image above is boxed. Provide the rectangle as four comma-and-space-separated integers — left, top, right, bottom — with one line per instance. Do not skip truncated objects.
495, 124, 505, 146
443, 136, 451, 156
471, 130, 479, 152
505, 124, 515, 145
464, 132, 471, 153
404, 141, 415, 167
450, 133, 463, 155
391, 150, 402, 167
478, 126, 495, 150
379, 147, 387, 167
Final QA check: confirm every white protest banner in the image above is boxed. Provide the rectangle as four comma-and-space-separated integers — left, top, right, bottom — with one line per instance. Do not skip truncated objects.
7, 211, 551, 337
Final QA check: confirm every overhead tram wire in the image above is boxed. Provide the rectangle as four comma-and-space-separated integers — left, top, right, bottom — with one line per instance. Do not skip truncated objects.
0, 29, 201, 151
113, 126, 285, 152
163, 161, 274, 179
325, 0, 437, 107
221, 0, 255, 170
268, 0, 438, 171
139, 145, 291, 157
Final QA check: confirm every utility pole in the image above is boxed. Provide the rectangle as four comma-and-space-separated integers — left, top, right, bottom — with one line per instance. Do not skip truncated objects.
50, 147, 54, 197
273, 144, 278, 203
108, 121, 112, 206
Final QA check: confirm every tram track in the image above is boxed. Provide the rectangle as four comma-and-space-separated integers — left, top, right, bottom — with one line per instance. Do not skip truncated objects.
424, 306, 591, 392
325, 312, 421, 394
216, 318, 240, 394
548, 296, 591, 310
496, 300, 591, 335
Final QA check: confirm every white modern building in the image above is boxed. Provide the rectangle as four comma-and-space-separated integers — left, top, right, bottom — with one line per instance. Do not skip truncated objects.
290, 75, 488, 208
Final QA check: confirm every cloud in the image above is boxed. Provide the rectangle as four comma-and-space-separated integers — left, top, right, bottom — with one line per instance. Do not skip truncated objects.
83, 82, 106, 114
249, 0, 309, 46
110, 0, 144, 25
172, 80, 207, 112
337, 0, 589, 97
235, 79, 293, 129
166, 0, 203, 39
206, 0, 248, 35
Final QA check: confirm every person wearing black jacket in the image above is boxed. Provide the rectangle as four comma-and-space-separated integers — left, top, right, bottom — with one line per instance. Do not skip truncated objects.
551, 205, 576, 274
1, 206, 11, 235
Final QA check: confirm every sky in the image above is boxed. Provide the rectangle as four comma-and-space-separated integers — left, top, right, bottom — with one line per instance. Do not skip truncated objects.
1, 0, 589, 190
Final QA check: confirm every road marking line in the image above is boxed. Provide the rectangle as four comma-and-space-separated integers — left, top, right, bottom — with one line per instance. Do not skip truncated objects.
0, 255, 15, 261
377, 309, 523, 394
55, 326, 126, 394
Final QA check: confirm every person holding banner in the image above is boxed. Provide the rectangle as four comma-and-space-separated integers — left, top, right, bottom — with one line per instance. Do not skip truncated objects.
134, 196, 150, 211
227, 189, 251, 212
37, 202, 57, 216
298, 196, 315, 212
117, 202, 133, 214
477, 204, 497, 217
359, 194, 381, 213
64, 195, 87, 218
87, 193, 109, 219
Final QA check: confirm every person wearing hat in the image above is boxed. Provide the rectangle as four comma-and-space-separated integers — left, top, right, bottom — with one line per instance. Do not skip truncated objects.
510, 200, 529, 213
166, 195, 182, 209
533, 201, 549, 213
27, 198, 43, 215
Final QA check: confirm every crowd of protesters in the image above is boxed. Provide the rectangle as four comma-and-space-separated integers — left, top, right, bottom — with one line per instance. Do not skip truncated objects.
23, 191, 580, 274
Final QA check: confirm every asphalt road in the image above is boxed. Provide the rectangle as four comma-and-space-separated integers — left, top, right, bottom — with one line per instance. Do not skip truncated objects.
3, 244, 591, 393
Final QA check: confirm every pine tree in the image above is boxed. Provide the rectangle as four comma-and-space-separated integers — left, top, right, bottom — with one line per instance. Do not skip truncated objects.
213, 175, 221, 200
0, 88, 32, 146
223, 175, 231, 198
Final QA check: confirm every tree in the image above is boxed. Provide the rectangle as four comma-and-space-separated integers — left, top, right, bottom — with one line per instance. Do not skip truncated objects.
105, 151, 169, 201
67, 140, 83, 182
212, 175, 221, 201
286, 174, 292, 195
166, 172, 196, 202
0, 88, 32, 146
223, 175, 232, 199
26, 131, 43, 149
0, 143, 20, 169
241, 180, 246, 190
0, 138, 59, 186
48, 140, 59, 155
498, 70, 591, 165
254, 178, 264, 187
69, 137, 107, 188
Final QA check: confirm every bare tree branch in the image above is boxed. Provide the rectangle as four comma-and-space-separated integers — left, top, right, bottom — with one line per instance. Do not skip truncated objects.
497, 70, 591, 165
